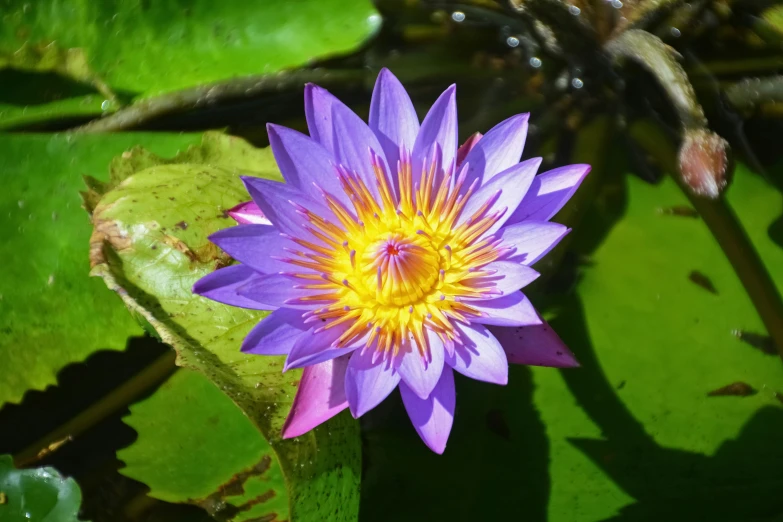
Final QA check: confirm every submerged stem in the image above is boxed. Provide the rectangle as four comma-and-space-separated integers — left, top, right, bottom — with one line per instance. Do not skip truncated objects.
630, 120, 783, 362
73, 69, 368, 133
13, 350, 177, 467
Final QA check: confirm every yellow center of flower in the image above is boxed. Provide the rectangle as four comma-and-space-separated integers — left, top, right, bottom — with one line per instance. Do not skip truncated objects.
283, 151, 508, 356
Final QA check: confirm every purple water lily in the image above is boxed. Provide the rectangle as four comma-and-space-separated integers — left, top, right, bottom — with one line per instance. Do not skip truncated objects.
193, 69, 589, 453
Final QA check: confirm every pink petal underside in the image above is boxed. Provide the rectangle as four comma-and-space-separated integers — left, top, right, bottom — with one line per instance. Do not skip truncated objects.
456, 132, 482, 168
227, 201, 271, 225
400, 366, 456, 454
281, 355, 350, 439
489, 321, 579, 368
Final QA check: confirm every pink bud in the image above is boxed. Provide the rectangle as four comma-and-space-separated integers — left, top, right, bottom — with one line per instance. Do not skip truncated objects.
678, 130, 730, 199
227, 201, 270, 225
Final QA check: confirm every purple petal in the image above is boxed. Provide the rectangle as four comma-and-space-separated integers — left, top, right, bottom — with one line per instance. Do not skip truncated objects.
242, 307, 308, 355
400, 367, 455, 454
227, 201, 271, 225
398, 330, 445, 400
473, 261, 540, 295
456, 132, 482, 168
496, 221, 570, 266
209, 225, 294, 275
345, 348, 401, 418
284, 324, 364, 370
369, 68, 419, 175
266, 124, 350, 207
236, 273, 322, 310
242, 176, 334, 238
489, 322, 579, 368
508, 164, 591, 223
331, 102, 389, 201
457, 157, 540, 234
463, 113, 529, 185
282, 356, 350, 438
304, 83, 340, 154
447, 323, 508, 385
469, 291, 543, 327
411, 85, 457, 184
192, 264, 272, 310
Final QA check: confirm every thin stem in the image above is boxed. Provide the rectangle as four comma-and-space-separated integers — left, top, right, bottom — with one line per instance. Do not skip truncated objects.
13, 350, 177, 467
73, 69, 368, 133
630, 120, 783, 362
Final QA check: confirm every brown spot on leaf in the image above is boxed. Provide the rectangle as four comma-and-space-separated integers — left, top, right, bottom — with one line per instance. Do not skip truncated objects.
688, 270, 718, 294
707, 382, 757, 397
733, 330, 777, 356
89, 219, 132, 268
192, 455, 280, 520
174, 220, 189, 230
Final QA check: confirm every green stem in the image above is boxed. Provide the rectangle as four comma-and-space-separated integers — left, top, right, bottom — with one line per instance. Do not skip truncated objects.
630, 120, 783, 362
73, 69, 369, 133
13, 350, 177, 467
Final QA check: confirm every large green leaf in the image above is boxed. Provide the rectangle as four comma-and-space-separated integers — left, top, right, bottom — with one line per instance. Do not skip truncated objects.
0, 133, 202, 407
0, 454, 86, 522
119, 369, 288, 521
361, 167, 783, 521
0, 0, 380, 99
87, 133, 361, 521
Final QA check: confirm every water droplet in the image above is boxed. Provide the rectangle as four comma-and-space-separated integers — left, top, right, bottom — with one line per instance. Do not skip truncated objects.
571, 77, 584, 89
451, 11, 466, 22
367, 13, 382, 29
101, 100, 111, 111
47, 274, 55, 286
670, 27, 681, 37
611, 0, 623, 7
529, 57, 542, 68
17, 200, 24, 209
568, 5, 581, 15
506, 36, 520, 48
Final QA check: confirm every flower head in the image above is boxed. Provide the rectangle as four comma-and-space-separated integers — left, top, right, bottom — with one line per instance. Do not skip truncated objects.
194, 69, 589, 453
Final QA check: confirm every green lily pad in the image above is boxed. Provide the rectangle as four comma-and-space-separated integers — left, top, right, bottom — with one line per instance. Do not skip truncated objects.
87, 133, 361, 521
0, 132, 201, 407
0, 0, 380, 100
119, 369, 288, 521
0, 454, 86, 522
